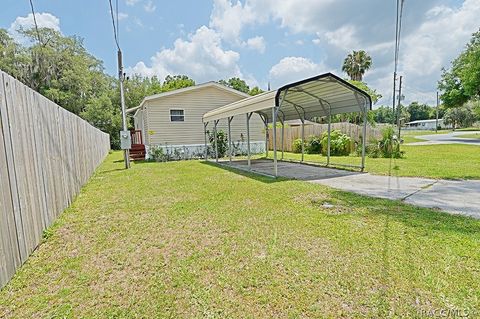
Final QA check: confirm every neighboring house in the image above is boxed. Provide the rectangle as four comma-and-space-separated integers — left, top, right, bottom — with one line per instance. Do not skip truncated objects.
127, 82, 265, 158
404, 119, 451, 130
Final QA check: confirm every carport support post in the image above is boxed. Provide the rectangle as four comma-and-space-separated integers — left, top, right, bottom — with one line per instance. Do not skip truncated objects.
327, 106, 331, 166
264, 116, 269, 158
272, 107, 278, 177
203, 122, 208, 160
246, 113, 252, 169
301, 119, 305, 162
281, 119, 285, 160
361, 107, 367, 172
228, 117, 233, 162
214, 120, 219, 163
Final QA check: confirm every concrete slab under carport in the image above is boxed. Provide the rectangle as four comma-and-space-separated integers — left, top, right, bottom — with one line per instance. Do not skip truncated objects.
219, 159, 360, 180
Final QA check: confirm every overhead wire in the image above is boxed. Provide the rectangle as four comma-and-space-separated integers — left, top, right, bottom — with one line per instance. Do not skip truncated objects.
108, 0, 121, 50
28, 0, 43, 46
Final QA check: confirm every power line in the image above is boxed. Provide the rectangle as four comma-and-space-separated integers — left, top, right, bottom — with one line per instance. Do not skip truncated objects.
116, 0, 119, 45
108, 0, 120, 50
28, 0, 43, 46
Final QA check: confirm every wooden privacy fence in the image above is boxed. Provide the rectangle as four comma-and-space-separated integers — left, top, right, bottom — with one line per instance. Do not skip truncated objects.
268, 122, 382, 152
0, 70, 110, 288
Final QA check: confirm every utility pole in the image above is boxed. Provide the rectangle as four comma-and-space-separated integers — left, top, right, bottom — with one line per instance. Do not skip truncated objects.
392, 72, 397, 116
436, 91, 439, 133
396, 75, 403, 139
118, 50, 130, 169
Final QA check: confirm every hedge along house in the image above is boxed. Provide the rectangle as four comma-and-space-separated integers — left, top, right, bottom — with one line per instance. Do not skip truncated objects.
128, 82, 265, 159
203, 73, 372, 177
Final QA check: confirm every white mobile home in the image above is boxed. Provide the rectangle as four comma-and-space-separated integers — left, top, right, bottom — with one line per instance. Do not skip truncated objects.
128, 82, 265, 158
404, 119, 451, 130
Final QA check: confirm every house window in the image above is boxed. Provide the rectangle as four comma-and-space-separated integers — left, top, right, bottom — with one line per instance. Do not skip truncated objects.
170, 109, 184, 122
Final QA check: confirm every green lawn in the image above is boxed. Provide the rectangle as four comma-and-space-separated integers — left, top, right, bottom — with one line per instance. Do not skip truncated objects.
0, 152, 479, 318
458, 132, 480, 139
271, 144, 480, 180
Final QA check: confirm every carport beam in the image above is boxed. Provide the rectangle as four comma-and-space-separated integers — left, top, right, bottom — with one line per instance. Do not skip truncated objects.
204, 122, 208, 160
327, 106, 331, 166
228, 117, 233, 162
301, 120, 305, 162
272, 107, 277, 177
281, 119, 285, 160
263, 115, 269, 158
361, 103, 367, 171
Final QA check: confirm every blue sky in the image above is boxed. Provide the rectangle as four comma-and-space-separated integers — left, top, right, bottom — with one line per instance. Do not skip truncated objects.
1, 0, 478, 106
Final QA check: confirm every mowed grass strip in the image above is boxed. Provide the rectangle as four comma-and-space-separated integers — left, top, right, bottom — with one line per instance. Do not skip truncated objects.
270, 144, 480, 180
458, 132, 480, 139
0, 152, 479, 318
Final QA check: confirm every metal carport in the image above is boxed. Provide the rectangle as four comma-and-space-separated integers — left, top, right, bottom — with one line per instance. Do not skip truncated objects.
202, 72, 372, 177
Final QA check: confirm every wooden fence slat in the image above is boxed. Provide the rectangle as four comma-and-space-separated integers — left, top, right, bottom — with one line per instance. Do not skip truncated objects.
0, 73, 21, 288
268, 123, 381, 152
0, 69, 110, 289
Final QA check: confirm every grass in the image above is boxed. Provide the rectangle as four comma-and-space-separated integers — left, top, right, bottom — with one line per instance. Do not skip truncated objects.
272, 144, 480, 180
0, 151, 479, 318
458, 132, 480, 139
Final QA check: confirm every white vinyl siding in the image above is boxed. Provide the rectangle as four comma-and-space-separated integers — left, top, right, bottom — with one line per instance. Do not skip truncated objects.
144, 86, 264, 146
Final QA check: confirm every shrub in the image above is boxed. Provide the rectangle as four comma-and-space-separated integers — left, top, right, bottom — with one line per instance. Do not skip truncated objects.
360, 126, 404, 159
149, 146, 168, 162
320, 130, 351, 156
207, 130, 228, 157
292, 138, 305, 153
378, 126, 404, 158
306, 135, 322, 154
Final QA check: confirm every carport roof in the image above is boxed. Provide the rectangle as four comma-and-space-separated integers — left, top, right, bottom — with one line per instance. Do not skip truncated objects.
203, 73, 372, 123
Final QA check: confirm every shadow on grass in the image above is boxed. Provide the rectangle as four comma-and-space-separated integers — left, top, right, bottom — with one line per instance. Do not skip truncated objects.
98, 168, 125, 174
201, 161, 287, 184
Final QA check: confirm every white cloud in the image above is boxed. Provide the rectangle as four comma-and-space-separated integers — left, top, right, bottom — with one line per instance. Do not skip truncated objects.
324, 25, 358, 51
209, 0, 259, 42
365, 0, 480, 106
129, 0, 480, 106
244, 36, 266, 53
9, 13, 60, 34
128, 26, 243, 83
126, 0, 141, 6
118, 12, 128, 21
269, 57, 327, 88
144, 0, 156, 13
402, 0, 480, 77
8, 12, 60, 43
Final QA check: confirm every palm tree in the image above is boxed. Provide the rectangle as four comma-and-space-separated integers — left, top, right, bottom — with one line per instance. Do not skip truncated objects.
342, 50, 372, 82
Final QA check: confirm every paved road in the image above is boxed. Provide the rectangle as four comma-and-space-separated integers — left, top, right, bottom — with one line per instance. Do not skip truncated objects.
407, 130, 480, 146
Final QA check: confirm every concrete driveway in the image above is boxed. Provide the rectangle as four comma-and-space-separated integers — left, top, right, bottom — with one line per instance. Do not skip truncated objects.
220, 159, 480, 219
311, 174, 480, 219
407, 130, 480, 146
